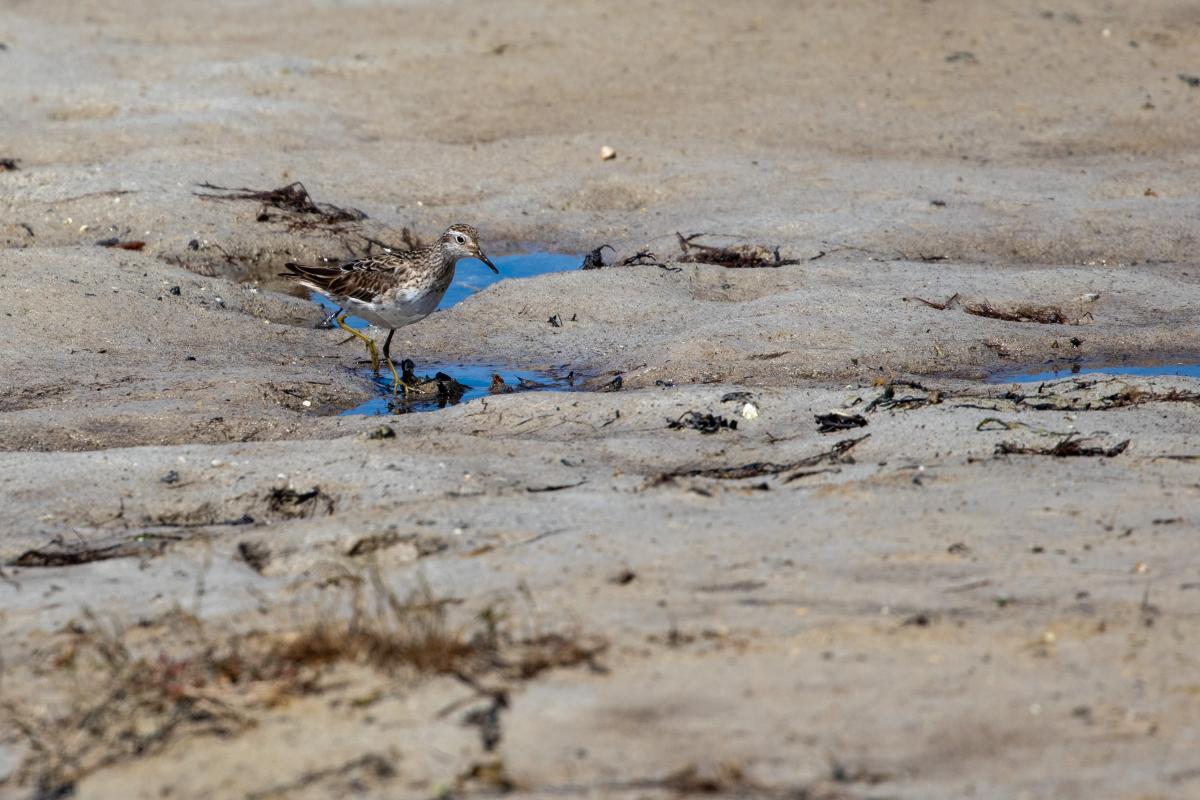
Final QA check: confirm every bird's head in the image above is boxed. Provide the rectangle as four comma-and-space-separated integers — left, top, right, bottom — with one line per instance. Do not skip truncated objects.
440, 224, 497, 273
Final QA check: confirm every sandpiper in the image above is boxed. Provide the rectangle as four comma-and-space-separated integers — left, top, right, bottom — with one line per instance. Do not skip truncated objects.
281, 224, 497, 393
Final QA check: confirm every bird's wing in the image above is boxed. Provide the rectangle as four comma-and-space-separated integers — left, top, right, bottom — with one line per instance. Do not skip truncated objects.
322, 267, 402, 303
281, 256, 408, 303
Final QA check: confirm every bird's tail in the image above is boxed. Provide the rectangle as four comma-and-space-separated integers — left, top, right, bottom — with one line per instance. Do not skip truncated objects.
279, 261, 337, 295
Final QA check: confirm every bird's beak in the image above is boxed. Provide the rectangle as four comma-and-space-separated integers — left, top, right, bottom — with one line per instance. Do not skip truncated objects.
477, 251, 499, 274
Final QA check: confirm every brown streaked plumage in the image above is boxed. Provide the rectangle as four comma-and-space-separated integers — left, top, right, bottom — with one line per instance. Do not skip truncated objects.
280, 224, 497, 394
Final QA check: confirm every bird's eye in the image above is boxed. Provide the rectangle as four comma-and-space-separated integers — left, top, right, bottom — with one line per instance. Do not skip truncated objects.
455, 234, 466, 244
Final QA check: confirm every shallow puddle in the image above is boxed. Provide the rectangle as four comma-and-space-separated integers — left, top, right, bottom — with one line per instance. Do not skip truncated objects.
307, 252, 581, 413
438, 251, 580, 309
344, 364, 578, 415
990, 360, 1200, 384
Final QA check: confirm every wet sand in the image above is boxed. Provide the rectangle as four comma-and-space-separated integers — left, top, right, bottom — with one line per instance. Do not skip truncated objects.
2, 2, 1199, 798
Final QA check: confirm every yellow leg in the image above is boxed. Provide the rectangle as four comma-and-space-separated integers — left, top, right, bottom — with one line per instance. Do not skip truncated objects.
385, 356, 420, 399
336, 315, 379, 374
385, 355, 404, 397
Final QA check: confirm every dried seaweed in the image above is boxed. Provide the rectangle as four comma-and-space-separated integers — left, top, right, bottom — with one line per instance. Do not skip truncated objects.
237, 541, 271, 574
528, 760, 827, 799
648, 434, 869, 485
525, 480, 587, 493
489, 374, 515, 394
965, 300, 1074, 324
6, 580, 605, 794
367, 425, 395, 439
676, 232, 799, 268
907, 293, 960, 311
624, 250, 682, 272
0, 157, 20, 171
8, 535, 181, 568
1000, 381, 1200, 412
589, 373, 624, 392
897, 251, 948, 262
579, 244, 614, 269
392, 360, 470, 409
625, 250, 680, 271
995, 433, 1129, 458
266, 485, 335, 518
244, 754, 397, 800
976, 417, 1074, 436
95, 238, 145, 250
905, 293, 1085, 325
815, 411, 868, 433
864, 382, 943, 412
357, 227, 424, 254
581, 246, 681, 272
620, 250, 660, 266
667, 411, 738, 434
195, 181, 367, 228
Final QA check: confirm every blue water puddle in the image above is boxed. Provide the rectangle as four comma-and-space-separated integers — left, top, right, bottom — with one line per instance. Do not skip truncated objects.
347, 363, 578, 415
306, 251, 582, 414
989, 361, 1200, 384
439, 251, 580, 309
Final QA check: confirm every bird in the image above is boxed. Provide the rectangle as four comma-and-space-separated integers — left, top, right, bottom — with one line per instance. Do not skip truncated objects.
280, 224, 497, 394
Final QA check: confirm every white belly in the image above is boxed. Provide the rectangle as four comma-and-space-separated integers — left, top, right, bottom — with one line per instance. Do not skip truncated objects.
343, 285, 446, 330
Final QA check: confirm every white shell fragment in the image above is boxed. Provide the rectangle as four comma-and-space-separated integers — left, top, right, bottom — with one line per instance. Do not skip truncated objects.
599, 145, 616, 161
741, 402, 759, 420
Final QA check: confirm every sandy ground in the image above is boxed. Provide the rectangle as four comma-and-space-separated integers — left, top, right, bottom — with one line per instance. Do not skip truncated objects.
2, 1, 1200, 798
